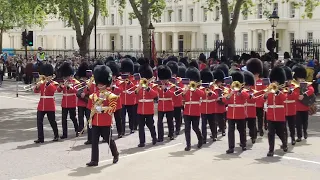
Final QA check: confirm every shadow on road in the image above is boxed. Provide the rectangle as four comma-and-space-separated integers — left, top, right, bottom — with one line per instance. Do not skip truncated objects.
68, 163, 115, 177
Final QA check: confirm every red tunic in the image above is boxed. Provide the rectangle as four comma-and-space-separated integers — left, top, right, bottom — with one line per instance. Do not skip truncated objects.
296, 85, 314, 112
110, 79, 123, 110
34, 81, 58, 111
284, 86, 300, 116
244, 88, 256, 118
136, 87, 158, 115
91, 91, 118, 126
200, 87, 217, 114
183, 88, 205, 116
255, 79, 267, 108
77, 80, 87, 107
172, 77, 184, 107
199, 63, 207, 71
266, 92, 287, 121
224, 90, 250, 120
57, 78, 79, 108
214, 87, 227, 114
157, 83, 175, 112
118, 75, 138, 106
85, 83, 97, 110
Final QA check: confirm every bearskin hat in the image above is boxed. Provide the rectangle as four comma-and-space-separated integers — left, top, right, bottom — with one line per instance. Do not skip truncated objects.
189, 60, 199, 69
282, 66, 293, 80
60, 62, 74, 77
40, 64, 54, 77
166, 61, 179, 75
246, 58, 263, 75
77, 62, 89, 78
292, 64, 307, 79
200, 68, 214, 83
178, 65, 186, 78
134, 62, 140, 74
244, 71, 255, 86
121, 58, 134, 74
94, 65, 113, 86
158, 65, 172, 80
215, 63, 229, 77
105, 56, 114, 64
179, 57, 189, 67
269, 66, 286, 85
230, 71, 244, 83
212, 69, 225, 82
260, 65, 270, 78
92, 60, 104, 71
106, 61, 120, 77
186, 67, 201, 82
138, 64, 153, 79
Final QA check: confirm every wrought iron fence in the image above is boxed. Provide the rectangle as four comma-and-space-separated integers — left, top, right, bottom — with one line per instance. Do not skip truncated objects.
291, 39, 320, 60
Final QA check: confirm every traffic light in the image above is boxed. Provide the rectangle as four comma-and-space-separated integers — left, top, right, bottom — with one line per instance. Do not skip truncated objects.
26, 31, 33, 46
21, 31, 27, 46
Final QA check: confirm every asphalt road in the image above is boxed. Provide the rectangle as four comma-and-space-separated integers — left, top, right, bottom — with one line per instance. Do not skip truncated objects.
1, 80, 320, 180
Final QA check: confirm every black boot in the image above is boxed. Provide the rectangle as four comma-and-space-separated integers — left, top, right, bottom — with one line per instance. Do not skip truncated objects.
291, 138, 296, 145
267, 151, 274, 157
34, 139, 44, 144
52, 136, 59, 142
84, 141, 92, 145
152, 138, 157, 145
113, 154, 119, 164
184, 146, 191, 151
304, 132, 308, 139
197, 139, 203, 148
138, 143, 145, 147
86, 161, 98, 167
226, 149, 234, 154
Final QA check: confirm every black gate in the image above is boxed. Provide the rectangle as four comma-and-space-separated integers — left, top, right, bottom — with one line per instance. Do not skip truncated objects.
291, 39, 320, 60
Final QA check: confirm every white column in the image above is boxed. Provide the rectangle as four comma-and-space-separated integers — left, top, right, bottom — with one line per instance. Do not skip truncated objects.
252, 30, 258, 50
155, 32, 161, 50
162, 32, 166, 51
261, 30, 265, 51
106, 33, 110, 50
248, 30, 252, 49
173, 32, 178, 53
264, 30, 269, 50
191, 32, 196, 50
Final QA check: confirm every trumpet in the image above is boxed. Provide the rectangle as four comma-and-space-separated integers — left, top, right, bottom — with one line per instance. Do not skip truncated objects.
23, 75, 53, 91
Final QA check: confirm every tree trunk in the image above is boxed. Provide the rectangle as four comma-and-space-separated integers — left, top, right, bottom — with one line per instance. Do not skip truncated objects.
0, 30, 3, 54
222, 28, 236, 58
78, 36, 90, 57
141, 22, 150, 60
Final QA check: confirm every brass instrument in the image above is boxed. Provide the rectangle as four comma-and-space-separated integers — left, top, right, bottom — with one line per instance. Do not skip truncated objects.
189, 81, 201, 91
23, 74, 54, 91
222, 81, 244, 98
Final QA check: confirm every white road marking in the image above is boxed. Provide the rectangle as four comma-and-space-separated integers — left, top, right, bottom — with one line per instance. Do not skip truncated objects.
0, 95, 38, 102
274, 155, 320, 165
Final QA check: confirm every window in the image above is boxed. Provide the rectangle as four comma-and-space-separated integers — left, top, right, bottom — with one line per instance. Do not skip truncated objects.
111, 14, 115, 25
71, 36, 75, 49
169, 35, 173, 50
203, 34, 207, 49
120, 14, 123, 25
178, 9, 182, 22
102, 16, 106, 25
120, 36, 124, 50
190, 9, 194, 22
138, 35, 142, 50
203, 9, 208, 22
129, 17, 132, 25
129, 36, 133, 50
273, 3, 278, 13
243, 13, 248, 20
307, 32, 313, 42
110, 0, 114, 5
289, 32, 295, 49
215, 34, 220, 41
63, 37, 67, 49
40, 36, 44, 47
290, 3, 295, 18
168, 11, 172, 22
10, 36, 14, 48
243, 33, 248, 49
257, 4, 263, 19
215, 6, 220, 21
258, 33, 262, 50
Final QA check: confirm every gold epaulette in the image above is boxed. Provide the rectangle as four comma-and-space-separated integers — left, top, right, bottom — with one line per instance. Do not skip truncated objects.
89, 93, 97, 101
107, 92, 119, 101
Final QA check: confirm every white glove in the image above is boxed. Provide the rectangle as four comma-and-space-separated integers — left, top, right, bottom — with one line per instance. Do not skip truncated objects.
95, 106, 103, 113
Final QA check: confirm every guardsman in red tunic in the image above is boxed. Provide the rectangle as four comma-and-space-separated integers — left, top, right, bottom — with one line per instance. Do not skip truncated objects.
76, 62, 90, 133
212, 69, 227, 136
224, 71, 250, 154
246, 58, 267, 136
119, 58, 137, 134
157, 65, 175, 141
167, 61, 183, 135
34, 64, 59, 143
200, 68, 217, 143
86, 65, 119, 167
183, 67, 204, 151
292, 64, 315, 142
243, 71, 257, 144
106, 61, 123, 138
282, 66, 300, 145
57, 62, 80, 139
264, 67, 288, 157
136, 63, 158, 147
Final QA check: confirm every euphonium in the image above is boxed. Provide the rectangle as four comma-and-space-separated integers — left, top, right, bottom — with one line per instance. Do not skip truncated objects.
139, 78, 149, 88
230, 81, 244, 91
189, 81, 201, 91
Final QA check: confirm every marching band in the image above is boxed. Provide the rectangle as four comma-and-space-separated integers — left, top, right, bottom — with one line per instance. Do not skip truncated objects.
30, 57, 316, 166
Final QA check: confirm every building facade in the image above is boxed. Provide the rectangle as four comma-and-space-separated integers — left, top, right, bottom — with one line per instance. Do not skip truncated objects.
3, 0, 320, 56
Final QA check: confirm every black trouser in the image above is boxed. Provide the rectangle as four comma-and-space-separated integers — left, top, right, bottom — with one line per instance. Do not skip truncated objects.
78, 106, 89, 131
138, 114, 157, 144
184, 115, 202, 147
91, 126, 118, 162
173, 107, 182, 133
36, 111, 59, 140
296, 111, 309, 139
121, 105, 136, 133
268, 121, 286, 152
285, 115, 296, 140
114, 109, 122, 136
246, 118, 257, 140
201, 114, 216, 140
228, 119, 246, 149
61, 107, 79, 137
133, 104, 138, 130
86, 108, 92, 142
216, 113, 225, 133
256, 107, 264, 132
158, 111, 174, 139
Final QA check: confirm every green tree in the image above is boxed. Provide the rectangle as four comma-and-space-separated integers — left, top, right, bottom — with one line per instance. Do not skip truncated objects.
201, 0, 320, 58
118, 0, 166, 59
43, 0, 108, 56
0, 0, 46, 54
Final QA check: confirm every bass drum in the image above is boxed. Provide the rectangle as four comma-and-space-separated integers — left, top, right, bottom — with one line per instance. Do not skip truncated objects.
300, 93, 316, 106
309, 104, 317, 115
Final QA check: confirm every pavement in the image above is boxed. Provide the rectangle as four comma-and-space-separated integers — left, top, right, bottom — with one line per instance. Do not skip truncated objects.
1, 80, 320, 180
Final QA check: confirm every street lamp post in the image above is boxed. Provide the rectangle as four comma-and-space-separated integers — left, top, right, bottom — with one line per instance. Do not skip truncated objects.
268, 9, 279, 68
94, 0, 97, 59
148, 22, 155, 61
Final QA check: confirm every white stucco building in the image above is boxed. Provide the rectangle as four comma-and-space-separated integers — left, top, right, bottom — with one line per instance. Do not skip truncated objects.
3, 0, 320, 56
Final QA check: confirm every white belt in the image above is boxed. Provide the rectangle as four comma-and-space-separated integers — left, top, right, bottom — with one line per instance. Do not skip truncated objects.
185, 101, 201, 105
228, 104, 245, 108
40, 96, 54, 99
139, 99, 153, 103
268, 105, 284, 108
63, 93, 76, 96
202, 99, 216, 103
245, 103, 256, 107
158, 98, 172, 101
284, 100, 295, 104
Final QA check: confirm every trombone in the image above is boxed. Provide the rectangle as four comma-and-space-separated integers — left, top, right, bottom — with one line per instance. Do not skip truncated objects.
222, 81, 245, 98
23, 75, 53, 91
